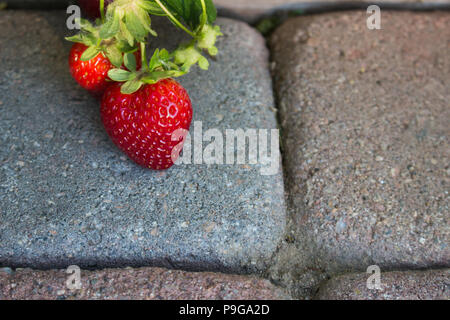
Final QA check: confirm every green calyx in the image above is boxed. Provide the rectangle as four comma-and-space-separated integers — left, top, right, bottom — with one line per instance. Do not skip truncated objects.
66, 0, 222, 94
108, 47, 186, 94
65, 19, 135, 67
174, 44, 209, 72
172, 22, 222, 72
196, 24, 222, 56
101, 0, 160, 45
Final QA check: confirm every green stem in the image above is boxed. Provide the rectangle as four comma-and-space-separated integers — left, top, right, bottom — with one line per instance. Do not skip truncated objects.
199, 0, 207, 30
140, 42, 148, 71
100, 0, 105, 22
154, 0, 195, 37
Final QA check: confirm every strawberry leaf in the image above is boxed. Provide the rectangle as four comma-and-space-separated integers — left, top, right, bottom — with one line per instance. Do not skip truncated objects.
80, 46, 101, 61
119, 22, 136, 46
77, 18, 97, 33
100, 9, 120, 39
174, 44, 210, 72
104, 45, 123, 68
121, 79, 144, 94
197, 24, 222, 56
65, 20, 101, 47
139, 1, 167, 16
197, 55, 209, 70
108, 69, 134, 82
123, 52, 137, 71
117, 40, 137, 54
65, 34, 84, 43
141, 70, 186, 84
148, 48, 173, 71
159, 0, 217, 31
104, 0, 158, 46
125, 10, 148, 42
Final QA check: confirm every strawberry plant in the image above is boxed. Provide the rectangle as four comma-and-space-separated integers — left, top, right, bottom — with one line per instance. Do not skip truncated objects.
66, 0, 222, 170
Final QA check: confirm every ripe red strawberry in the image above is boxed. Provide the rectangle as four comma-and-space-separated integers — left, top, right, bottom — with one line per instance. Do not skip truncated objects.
100, 79, 193, 170
69, 43, 142, 95
69, 43, 114, 94
78, 0, 113, 20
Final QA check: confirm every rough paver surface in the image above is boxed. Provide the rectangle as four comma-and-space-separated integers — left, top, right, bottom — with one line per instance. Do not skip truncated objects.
270, 11, 449, 275
7, 0, 447, 7
0, 11, 285, 272
316, 269, 450, 300
214, 0, 447, 14
6, 1, 448, 21
0, 267, 289, 300
219, 0, 450, 22
4, 0, 64, 9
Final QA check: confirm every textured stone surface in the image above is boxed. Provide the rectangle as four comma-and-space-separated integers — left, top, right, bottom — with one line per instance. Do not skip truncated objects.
214, 0, 449, 14
6, 0, 448, 7
5, 1, 449, 18
216, 1, 450, 23
4, 0, 65, 9
0, 267, 289, 300
270, 11, 450, 276
316, 269, 450, 300
0, 11, 285, 272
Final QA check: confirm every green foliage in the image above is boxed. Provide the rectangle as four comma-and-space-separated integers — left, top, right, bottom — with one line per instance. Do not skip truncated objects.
108, 69, 134, 82
123, 52, 137, 71
159, 0, 216, 31
256, 17, 281, 37
67, 0, 222, 95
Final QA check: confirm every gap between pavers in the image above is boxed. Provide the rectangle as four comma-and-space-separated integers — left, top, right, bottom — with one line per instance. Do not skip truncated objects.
0, 11, 286, 273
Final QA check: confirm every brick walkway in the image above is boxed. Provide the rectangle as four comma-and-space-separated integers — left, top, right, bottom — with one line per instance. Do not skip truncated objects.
0, 2, 449, 300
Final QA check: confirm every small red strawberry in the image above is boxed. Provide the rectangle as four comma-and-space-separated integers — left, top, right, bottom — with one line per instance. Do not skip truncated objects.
100, 79, 193, 170
69, 43, 142, 95
78, 0, 113, 20
69, 43, 114, 94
